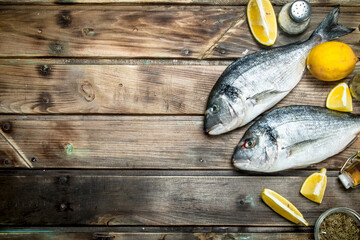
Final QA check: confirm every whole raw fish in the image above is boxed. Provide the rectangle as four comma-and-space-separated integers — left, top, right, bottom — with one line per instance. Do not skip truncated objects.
232, 106, 360, 172
204, 7, 354, 135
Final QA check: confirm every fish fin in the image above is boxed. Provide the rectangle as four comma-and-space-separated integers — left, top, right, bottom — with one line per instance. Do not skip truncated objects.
250, 90, 287, 105
283, 138, 321, 157
310, 6, 354, 42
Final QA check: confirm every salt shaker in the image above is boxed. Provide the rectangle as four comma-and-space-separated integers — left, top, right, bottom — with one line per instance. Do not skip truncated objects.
278, 0, 312, 35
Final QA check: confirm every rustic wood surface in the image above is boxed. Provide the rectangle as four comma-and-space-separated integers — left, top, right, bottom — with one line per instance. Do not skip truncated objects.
1, 1, 360, 239
0, 0, 359, 6
0, 115, 358, 169
0, 232, 314, 240
0, 6, 359, 58
0, 63, 359, 114
0, 170, 358, 226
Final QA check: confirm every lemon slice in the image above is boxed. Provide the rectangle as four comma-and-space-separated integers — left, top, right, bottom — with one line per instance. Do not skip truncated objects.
300, 168, 327, 204
261, 188, 309, 226
247, 0, 277, 46
326, 82, 353, 112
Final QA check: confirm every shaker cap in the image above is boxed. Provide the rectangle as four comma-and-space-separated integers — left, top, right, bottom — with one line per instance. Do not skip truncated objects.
289, 0, 312, 23
339, 173, 352, 189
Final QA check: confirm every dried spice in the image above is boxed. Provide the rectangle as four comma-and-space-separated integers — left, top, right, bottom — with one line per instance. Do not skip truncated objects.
319, 212, 360, 240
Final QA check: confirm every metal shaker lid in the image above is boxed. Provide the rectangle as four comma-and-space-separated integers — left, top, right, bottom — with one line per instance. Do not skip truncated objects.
289, 0, 312, 23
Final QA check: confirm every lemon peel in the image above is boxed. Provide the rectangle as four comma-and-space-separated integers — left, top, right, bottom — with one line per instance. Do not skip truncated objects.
261, 188, 309, 226
326, 82, 353, 112
300, 168, 327, 204
307, 41, 358, 81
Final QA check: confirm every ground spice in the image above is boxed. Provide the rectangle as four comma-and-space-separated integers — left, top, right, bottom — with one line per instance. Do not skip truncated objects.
319, 212, 360, 240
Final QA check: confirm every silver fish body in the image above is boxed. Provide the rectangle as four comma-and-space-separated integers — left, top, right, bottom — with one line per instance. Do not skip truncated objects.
204, 7, 354, 135
232, 106, 360, 172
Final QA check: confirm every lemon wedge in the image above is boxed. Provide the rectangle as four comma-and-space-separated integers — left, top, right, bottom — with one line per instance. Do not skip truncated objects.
300, 168, 327, 204
247, 0, 277, 46
326, 82, 353, 112
261, 188, 309, 226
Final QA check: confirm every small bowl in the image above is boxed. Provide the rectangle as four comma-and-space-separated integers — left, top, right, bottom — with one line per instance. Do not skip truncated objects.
314, 207, 360, 240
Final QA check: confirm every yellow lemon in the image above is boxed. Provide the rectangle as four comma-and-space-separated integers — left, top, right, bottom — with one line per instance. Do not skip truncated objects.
307, 41, 358, 81
300, 168, 327, 204
326, 82, 353, 112
261, 188, 309, 226
247, 0, 277, 46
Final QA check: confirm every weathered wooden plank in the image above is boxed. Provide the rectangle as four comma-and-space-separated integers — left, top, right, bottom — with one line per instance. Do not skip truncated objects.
0, 171, 358, 226
0, 232, 313, 240
0, 225, 313, 233
0, 5, 243, 58
0, 63, 359, 114
0, 6, 358, 58
0, 0, 359, 7
206, 7, 360, 58
0, 115, 358, 169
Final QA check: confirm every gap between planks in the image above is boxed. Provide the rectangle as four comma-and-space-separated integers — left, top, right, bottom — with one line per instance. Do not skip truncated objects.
0, 169, 343, 177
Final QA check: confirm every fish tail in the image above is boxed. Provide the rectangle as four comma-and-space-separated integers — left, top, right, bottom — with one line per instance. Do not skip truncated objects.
310, 6, 355, 42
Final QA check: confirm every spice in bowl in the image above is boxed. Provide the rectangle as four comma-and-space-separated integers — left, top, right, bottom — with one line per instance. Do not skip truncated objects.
315, 207, 360, 240
319, 212, 360, 240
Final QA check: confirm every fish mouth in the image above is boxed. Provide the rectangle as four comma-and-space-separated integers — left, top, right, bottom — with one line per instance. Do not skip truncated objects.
232, 158, 252, 170
206, 123, 225, 135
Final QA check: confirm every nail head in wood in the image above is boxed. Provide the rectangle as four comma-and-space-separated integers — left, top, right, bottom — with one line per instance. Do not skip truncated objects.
3, 159, 11, 165
1, 122, 11, 132
38, 65, 52, 77
59, 203, 67, 211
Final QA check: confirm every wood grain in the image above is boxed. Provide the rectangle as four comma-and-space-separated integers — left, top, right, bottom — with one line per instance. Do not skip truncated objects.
0, 6, 358, 58
206, 7, 360, 58
0, 115, 358, 169
0, 0, 359, 6
0, 232, 313, 240
0, 63, 359, 114
0, 170, 358, 226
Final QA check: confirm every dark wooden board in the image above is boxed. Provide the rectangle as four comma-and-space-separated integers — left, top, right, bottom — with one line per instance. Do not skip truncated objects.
0, 115, 358, 169
0, 63, 359, 114
0, 232, 313, 240
0, 170, 358, 226
0, 6, 358, 58
0, 0, 359, 6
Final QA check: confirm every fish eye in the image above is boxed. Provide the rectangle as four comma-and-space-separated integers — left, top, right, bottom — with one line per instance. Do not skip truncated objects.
210, 104, 219, 113
244, 138, 256, 149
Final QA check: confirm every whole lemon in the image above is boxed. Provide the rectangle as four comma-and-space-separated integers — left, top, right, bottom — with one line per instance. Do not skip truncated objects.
307, 41, 358, 81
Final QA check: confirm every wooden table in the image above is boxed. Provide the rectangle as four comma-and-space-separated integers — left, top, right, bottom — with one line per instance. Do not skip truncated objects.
0, 0, 359, 239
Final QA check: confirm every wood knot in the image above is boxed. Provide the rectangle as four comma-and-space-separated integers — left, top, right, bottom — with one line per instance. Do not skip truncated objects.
34, 92, 53, 112
64, 143, 73, 154
83, 27, 96, 36
38, 65, 52, 77
215, 47, 226, 55
182, 49, 191, 56
237, 194, 256, 209
57, 10, 72, 28
31, 157, 37, 162
1, 122, 11, 133
49, 41, 64, 55
56, 176, 70, 185
78, 80, 95, 102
